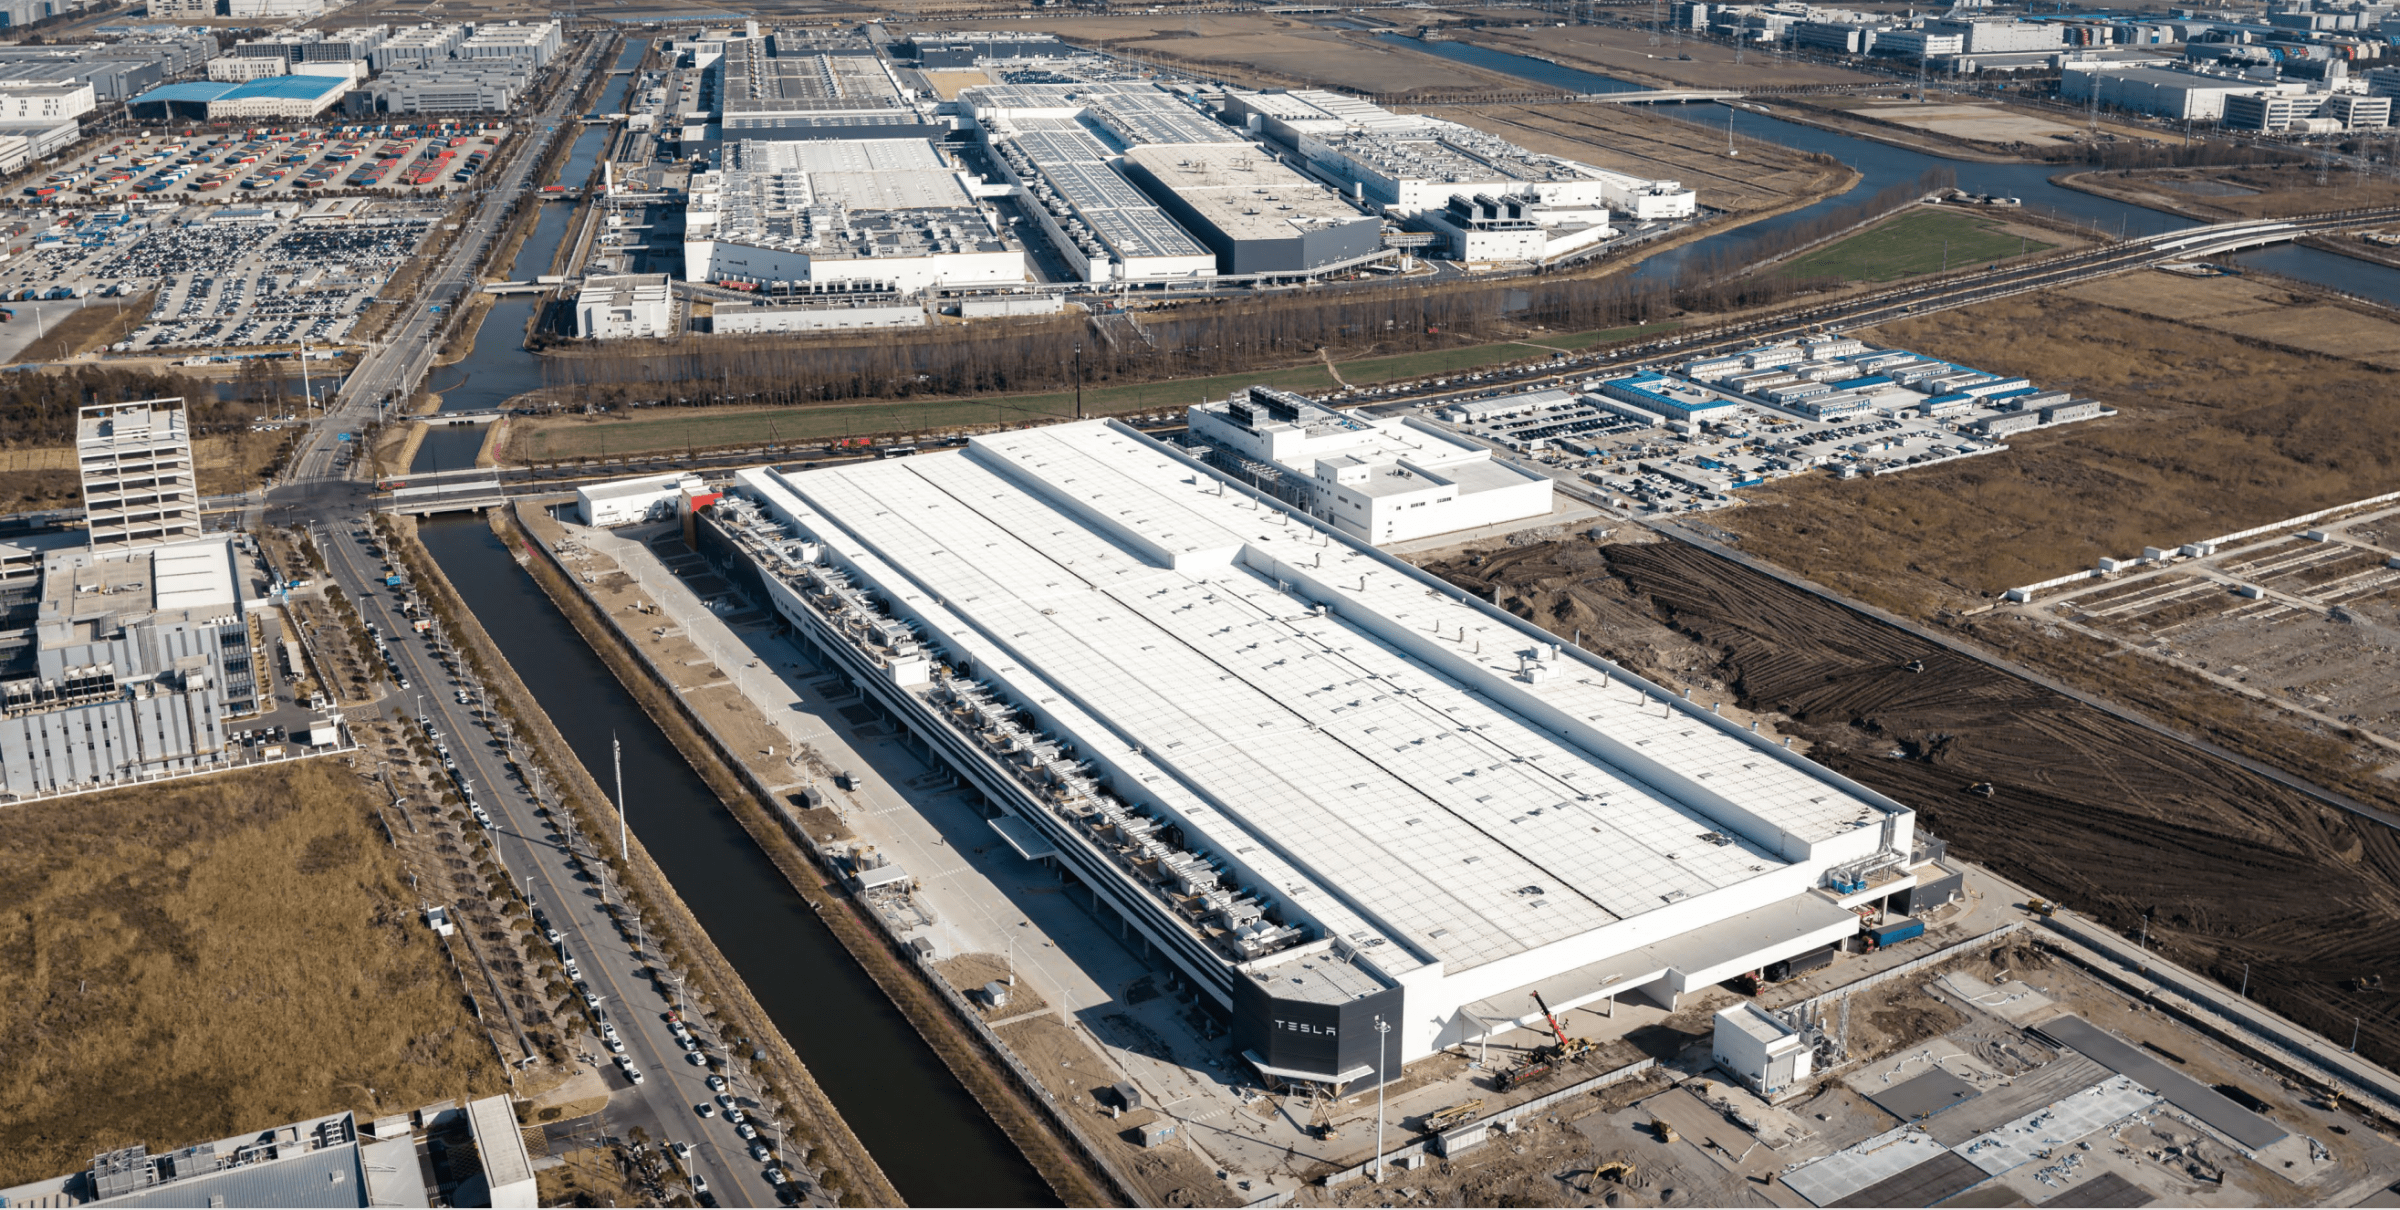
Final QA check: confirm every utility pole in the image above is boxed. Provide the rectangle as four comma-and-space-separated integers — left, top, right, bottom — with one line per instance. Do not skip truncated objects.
614, 732, 626, 861
1073, 342, 1084, 420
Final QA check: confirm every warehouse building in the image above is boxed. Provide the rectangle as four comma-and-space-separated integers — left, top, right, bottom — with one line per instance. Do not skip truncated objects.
456, 19, 561, 68
362, 58, 529, 113
701, 420, 1925, 1090
577, 471, 712, 527
374, 23, 467, 70
1187, 385, 1552, 544
128, 73, 348, 120
1117, 144, 1380, 276
0, 79, 92, 122
717, 35, 908, 126
906, 31, 1066, 67
0, 53, 162, 102
682, 137, 1027, 294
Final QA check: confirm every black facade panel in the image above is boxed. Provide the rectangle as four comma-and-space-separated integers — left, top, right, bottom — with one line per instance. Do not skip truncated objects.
1897, 865, 1965, 915
1233, 975, 1404, 1088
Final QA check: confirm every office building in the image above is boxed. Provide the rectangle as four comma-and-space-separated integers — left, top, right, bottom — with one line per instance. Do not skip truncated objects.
78, 399, 197, 553
1188, 386, 1553, 543
209, 55, 289, 81
700, 419, 1930, 1091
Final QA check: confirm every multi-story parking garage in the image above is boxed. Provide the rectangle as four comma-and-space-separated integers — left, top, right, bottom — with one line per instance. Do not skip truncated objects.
697, 420, 1940, 1092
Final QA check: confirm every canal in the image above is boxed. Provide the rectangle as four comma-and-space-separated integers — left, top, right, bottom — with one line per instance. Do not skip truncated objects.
418, 514, 1058, 1207
412, 40, 647, 473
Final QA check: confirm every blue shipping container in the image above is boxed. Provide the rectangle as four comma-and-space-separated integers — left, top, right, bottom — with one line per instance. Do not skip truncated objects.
1868, 918, 1926, 947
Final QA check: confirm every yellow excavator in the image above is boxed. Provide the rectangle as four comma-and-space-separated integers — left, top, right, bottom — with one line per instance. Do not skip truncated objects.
1422, 1099, 1486, 1133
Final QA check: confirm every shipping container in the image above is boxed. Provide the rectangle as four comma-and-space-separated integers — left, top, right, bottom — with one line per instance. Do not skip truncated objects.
1865, 918, 1925, 948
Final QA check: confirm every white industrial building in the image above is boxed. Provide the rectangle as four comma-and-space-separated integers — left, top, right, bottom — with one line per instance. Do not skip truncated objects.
1226, 90, 1696, 224
0, 79, 92, 122
700, 420, 1931, 1091
456, 20, 562, 68
577, 471, 714, 527
575, 273, 674, 340
208, 55, 291, 81
1187, 386, 1553, 545
682, 138, 1028, 294
1714, 1003, 1813, 1096
2059, 62, 2302, 121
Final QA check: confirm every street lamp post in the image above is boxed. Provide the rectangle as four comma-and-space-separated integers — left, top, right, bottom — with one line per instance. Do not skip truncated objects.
1373, 1016, 1391, 1183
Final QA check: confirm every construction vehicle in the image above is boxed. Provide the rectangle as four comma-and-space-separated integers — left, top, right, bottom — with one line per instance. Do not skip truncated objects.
1496, 992, 1597, 1091
1652, 1118, 1679, 1144
1495, 1054, 1555, 1092
1592, 1158, 1636, 1184
1533, 991, 1596, 1064
1421, 1099, 1485, 1133
2026, 897, 2057, 917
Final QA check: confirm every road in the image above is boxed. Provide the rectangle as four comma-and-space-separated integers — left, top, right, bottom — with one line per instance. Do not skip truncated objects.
242, 30, 787, 1209
312, 517, 785, 1207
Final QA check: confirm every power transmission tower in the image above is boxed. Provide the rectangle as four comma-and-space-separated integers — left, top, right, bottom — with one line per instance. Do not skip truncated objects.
1650, 0, 1661, 46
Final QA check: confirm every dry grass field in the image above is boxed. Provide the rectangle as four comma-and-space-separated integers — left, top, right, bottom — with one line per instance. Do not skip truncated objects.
963, 13, 1533, 98
0, 760, 504, 1187
0, 425, 294, 511
1716, 273, 2400, 615
1458, 22, 1881, 89
7, 294, 155, 366
1447, 104, 1851, 217
2059, 163, 2400, 220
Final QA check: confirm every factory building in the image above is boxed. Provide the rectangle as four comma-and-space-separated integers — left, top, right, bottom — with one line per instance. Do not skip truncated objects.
1222, 90, 1695, 229
682, 137, 1027, 294
0, 53, 161, 102
2059, 62, 2301, 120
1187, 386, 1553, 544
374, 23, 467, 71
717, 35, 909, 127
362, 59, 528, 113
1923, 17, 2064, 53
456, 19, 561, 68
1117, 144, 1380, 275
79, 399, 198, 553
209, 55, 290, 81
1599, 371, 1740, 423
575, 273, 674, 340
577, 471, 713, 527
0, 79, 92, 122
1410, 190, 1616, 264
700, 420, 1928, 1091
965, 82, 1230, 283
905, 31, 1066, 67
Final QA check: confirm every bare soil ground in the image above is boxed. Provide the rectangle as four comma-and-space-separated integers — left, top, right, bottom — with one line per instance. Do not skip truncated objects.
983, 14, 1536, 99
938, 953, 1051, 1020
994, 1014, 1231, 1207
1418, 537, 2400, 1073
0, 760, 504, 1188
2059, 163, 2400, 221
1445, 104, 1850, 218
1713, 276, 2400, 613
1458, 23, 1882, 89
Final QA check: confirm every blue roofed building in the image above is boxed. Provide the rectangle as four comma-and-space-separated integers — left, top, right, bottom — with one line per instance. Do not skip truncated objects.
1598, 369, 1740, 422
129, 72, 347, 120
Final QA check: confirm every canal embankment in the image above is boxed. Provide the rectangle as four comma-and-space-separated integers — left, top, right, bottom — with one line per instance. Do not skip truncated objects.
386, 509, 906, 1207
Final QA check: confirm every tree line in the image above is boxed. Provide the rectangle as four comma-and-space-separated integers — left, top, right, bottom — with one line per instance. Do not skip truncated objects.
0, 366, 232, 447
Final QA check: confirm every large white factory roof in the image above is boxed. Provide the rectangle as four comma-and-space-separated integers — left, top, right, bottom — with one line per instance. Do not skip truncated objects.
741, 422, 1903, 978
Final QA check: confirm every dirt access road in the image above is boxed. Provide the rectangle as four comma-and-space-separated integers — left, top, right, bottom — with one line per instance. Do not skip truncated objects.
1422, 536, 2400, 1075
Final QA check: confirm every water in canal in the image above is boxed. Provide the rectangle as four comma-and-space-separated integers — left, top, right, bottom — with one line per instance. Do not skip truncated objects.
410, 202, 572, 473
595, 37, 650, 115
1380, 35, 2400, 293
418, 514, 1058, 1208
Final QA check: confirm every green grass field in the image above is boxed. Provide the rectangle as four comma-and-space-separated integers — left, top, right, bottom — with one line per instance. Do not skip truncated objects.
506, 320, 1689, 464
1780, 208, 2048, 283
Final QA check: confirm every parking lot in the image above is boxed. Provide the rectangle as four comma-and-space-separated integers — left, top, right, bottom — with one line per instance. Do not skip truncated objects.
0, 200, 441, 350
22, 121, 511, 205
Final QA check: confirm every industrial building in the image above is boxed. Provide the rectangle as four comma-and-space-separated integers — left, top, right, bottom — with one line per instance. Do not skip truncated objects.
1221, 89, 1694, 243
683, 137, 1027, 294
905, 31, 1066, 67
0, 1098, 525, 1208
1188, 386, 1553, 544
1117, 144, 1380, 276
576, 273, 674, 340
578, 471, 715, 527
2059, 61, 2303, 120
716, 34, 907, 127
699, 419, 1931, 1092
374, 23, 468, 71
128, 73, 349, 121
965, 82, 1228, 283
1410, 190, 1618, 264
0, 79, 92, 122
455, 20, 561, 68
363, 58, 529, 114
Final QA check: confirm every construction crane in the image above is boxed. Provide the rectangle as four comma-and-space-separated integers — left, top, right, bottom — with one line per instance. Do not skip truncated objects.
1533, 991, 1595, 1063
1497, 992, 1594, 1091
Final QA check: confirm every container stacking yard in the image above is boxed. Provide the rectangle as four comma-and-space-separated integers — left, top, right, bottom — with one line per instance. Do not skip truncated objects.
698, 421, 1947, 1092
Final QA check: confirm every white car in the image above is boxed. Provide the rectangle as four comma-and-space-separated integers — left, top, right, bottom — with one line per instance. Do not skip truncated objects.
765, 1168, 785, 1187
736, 1123, 757, 1141
606, 1038, 624, 1055
696, 1103, 716, 1119
705, 1074, 727, 1092
687, 1051, 707, 1067
691, 1175, 708, 1196
544, 928, 561, 945
672, 1141, 691, 1161
749, 1142, 771, 1162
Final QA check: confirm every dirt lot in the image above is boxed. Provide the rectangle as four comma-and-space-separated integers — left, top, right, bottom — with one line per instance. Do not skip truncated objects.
2060, 163, 2400, 221
0, 424, 296, 511
1446, 104, 1851, 218
0, 759, 504, 1188
993, 1013, 1231, 1206
1456, 22, 1883, 89
973, 14, 1537, 98
1714, 274, 2400, 613
1420, 537, 2400, 1073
